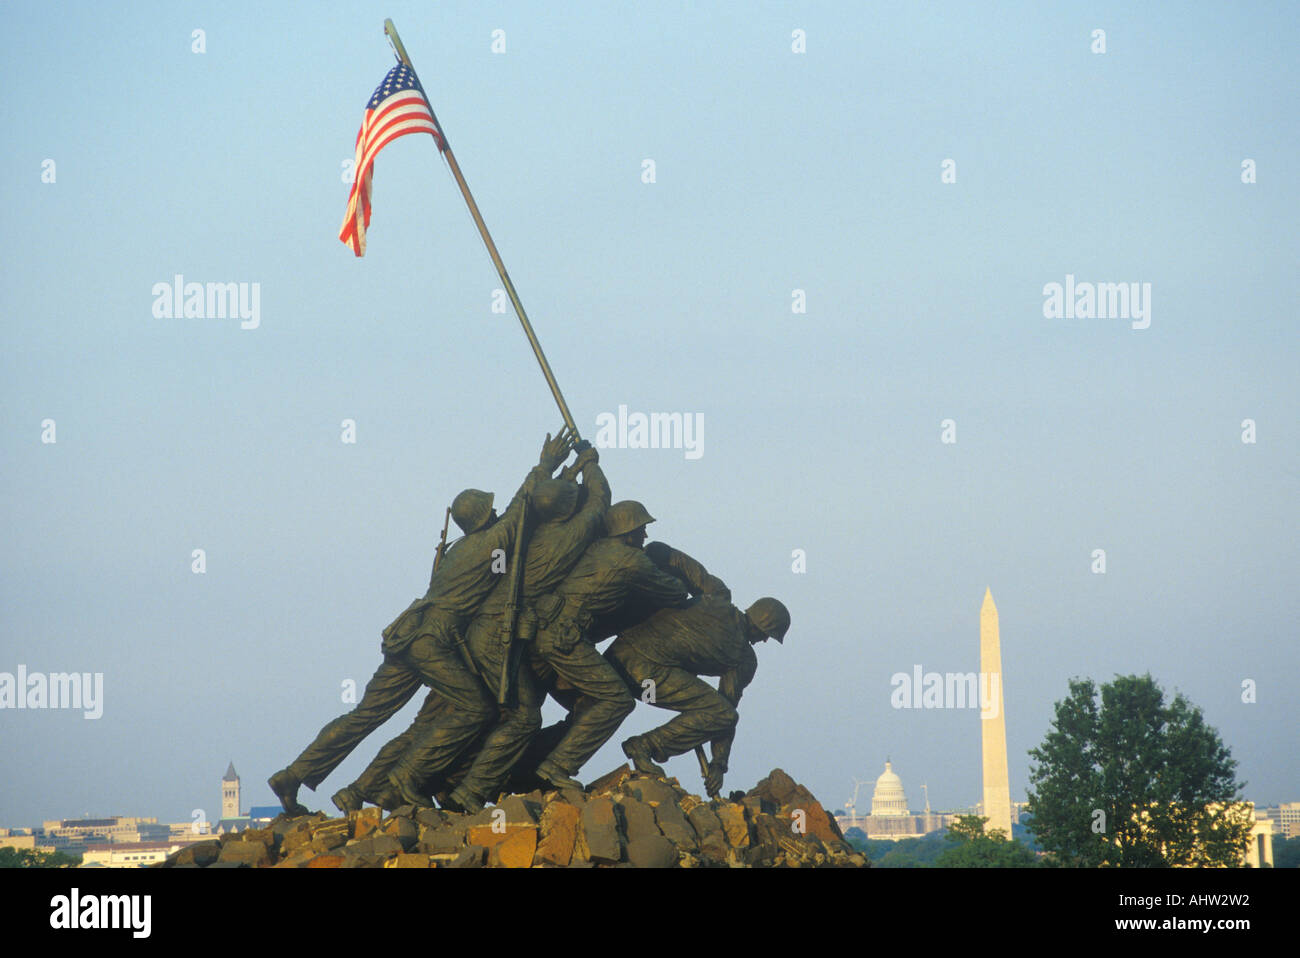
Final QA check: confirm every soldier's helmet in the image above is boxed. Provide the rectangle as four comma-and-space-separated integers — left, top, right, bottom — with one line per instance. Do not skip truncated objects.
534, 479, 580, 522
451, 489, 495, 535
745, 598, 790, 643
605, 500, 655, 537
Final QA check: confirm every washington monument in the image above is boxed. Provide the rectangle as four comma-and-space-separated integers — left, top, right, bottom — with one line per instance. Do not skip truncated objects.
980, 588, 1013, 836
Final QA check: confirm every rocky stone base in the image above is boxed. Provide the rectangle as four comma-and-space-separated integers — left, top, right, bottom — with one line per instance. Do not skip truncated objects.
156, 767, 868, 869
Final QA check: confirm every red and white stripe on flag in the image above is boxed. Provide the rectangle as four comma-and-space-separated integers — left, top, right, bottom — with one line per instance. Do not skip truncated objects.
338, 65, 442, 257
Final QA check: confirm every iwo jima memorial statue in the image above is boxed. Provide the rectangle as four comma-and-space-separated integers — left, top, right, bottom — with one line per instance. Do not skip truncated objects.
166, 21, 863, 869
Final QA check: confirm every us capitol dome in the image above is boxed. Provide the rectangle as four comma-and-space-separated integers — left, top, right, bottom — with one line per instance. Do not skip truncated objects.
870, 760, 909, 816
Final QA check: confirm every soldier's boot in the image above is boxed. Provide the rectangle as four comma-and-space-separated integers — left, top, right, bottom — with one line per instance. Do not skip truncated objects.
535, 759, 584, 791
621, 736, 667, 777
268, 768, 312, 817
388, 769, 433, 808
332, 785, 364, 814
372, 782, 404, 812
446, 784, 484, 814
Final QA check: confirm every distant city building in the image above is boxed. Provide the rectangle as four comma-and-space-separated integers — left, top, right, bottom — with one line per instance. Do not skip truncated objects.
213, 762, 252, 835
1278, 802, 1300, 839
1246, 806, 1275, 867
221, 761, 240, 819
0, 828, 54, 854
870, 761, 909, 816
248, 806, 282, 826
836, 760, 958, 840
81, 842, 182, 868
38, 816, 166, 853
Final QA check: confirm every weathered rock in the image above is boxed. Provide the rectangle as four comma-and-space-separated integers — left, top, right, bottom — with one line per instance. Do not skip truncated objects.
270, 814, 323, 842
450, 845, 486, 868
652, 801, 699, 851
418, 824, 467, 855
687, 803, 728, 860
185, 768, 861, 868
535, 801, 581, 867
386, 853, 432, 868
679, 793, 704, 816
715, 802, 751, 848
779, 798, 844, 848
742, 795, 778, 816
515, 788, 546, 807
381, 815, 419, 851
748, 769, 801, 807
488, 828, 537, 868
586, 764, 632, 796
558, 786, 588, 807
625, 777, 678, 808
342, 838, 376, 860
281, 827, 315, 857
310, 830, 348, 853
369, 834, 404, 859
578, 797, 623, 863
416, 808, 450, 829
309, 819, 351, 853
352, 808, 382, 840
272, 846, 317, 868
467, 823, 537, 848
616, 797, 662, 844
482, 794, 538, 825
174, 841, 221, 867
626, 835, 678, 868
218, 840, 269, 867
752, 813, 787, 849
465, 793, 541, 847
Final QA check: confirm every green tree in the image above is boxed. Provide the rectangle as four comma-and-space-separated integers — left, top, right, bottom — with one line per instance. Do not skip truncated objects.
936, 815, 1038, 867
1026, 674, 1250, 868
1273, 835, 1300, 869
0, 846, 81, 868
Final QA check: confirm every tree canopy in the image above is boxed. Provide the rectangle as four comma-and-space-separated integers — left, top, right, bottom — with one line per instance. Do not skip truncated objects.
1026, 673, 1250, 867
0, 846, 81, 868
935, 814, 1038, 867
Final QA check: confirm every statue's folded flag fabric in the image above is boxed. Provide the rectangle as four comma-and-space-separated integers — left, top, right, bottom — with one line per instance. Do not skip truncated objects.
339, 62, 443, 257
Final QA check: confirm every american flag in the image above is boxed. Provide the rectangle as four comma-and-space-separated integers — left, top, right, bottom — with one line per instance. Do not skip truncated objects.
339, 62, 443, 257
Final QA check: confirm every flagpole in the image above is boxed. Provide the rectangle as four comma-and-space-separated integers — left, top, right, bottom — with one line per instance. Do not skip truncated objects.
383, 18, 581, 441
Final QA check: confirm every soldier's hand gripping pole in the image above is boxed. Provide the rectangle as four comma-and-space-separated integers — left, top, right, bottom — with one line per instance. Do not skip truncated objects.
497, 494, 531, 705
382, 19, 581, 441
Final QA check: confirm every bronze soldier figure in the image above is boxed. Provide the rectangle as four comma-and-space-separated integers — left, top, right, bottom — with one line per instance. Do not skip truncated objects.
339, 444, 611, 811
521, 500, 696, 789
606, 581, 790, 798
266, 430, 574, 815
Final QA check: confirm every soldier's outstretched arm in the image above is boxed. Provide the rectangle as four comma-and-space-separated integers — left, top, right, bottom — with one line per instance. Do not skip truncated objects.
579, 454, 610, 513
717, 647, 757, 709
643, 542, 730, 601
625, 549, 694, 610
538, 427, 576, 474
495, 429, 575, 531
710, 647, 758, 779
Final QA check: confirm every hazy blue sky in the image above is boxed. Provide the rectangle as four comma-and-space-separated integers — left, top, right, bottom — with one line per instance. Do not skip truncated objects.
1, 1, 1295, 828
